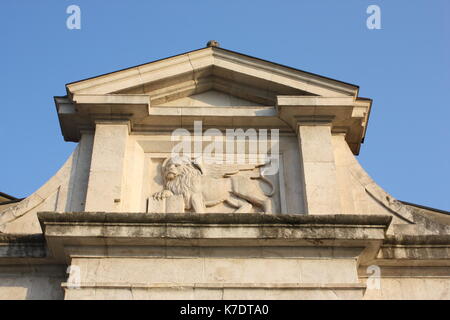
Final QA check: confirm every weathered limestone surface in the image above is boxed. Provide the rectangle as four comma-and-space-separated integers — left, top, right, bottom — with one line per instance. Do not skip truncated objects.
0, 235, 65, 300
0, 45, 448, 300
0, 134, 94, 234
37, 212, 388, 300
85, 122, 129, 212
0, 265, 65, 300
363, 278, 450, 300
298, 124, 341, 214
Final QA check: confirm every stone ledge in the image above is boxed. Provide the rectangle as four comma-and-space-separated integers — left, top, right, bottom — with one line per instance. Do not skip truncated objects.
38, 212, 391, 245
369, 235, 450, 267
384, 234, 450, 245
61, 282, 366, 290
0, 234, 44, 244
0, 234, 49, 262
38, 212, 392, 227
38, 212, 390, 264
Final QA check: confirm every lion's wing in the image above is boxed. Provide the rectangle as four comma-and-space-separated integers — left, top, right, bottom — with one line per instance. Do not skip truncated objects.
195, 156, 267, 178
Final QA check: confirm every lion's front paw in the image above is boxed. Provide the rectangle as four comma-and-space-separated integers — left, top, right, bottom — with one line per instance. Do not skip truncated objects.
152, 190, 174, 200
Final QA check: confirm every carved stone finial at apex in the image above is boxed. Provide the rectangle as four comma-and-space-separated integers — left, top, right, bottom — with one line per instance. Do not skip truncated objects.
206, 40, 220, 47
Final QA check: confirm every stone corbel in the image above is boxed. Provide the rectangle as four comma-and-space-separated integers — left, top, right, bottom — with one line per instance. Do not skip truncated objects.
54, 94, 150, 142
276, 96, 371, 155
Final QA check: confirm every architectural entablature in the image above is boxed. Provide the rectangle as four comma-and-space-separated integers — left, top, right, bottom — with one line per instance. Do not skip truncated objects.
277, 96, 372, 154
55, 46, 370, 154
1, 43, 449, 301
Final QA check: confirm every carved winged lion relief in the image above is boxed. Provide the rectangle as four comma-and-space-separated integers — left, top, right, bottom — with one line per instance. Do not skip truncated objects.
152, 156, 276, 214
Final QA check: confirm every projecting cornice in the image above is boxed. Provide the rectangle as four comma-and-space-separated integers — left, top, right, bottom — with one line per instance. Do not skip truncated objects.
277, 96, 372, 154
65, 47, 359, 99
55, 46, 370, 154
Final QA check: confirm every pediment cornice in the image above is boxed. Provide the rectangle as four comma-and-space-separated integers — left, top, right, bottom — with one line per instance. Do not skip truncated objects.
65, 47, 359, 101
55, 46, 370, 154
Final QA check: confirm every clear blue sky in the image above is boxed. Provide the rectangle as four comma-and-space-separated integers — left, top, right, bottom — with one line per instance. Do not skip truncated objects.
1, 1, 449, 210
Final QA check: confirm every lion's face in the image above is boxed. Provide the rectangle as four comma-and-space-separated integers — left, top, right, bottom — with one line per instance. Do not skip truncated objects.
163, 157, 192, 181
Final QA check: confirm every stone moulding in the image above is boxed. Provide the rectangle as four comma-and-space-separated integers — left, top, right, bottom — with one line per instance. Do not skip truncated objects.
4, 212, 446, 268
376, 234, 450, 267
38, 211, 392, 225
59, 282, 367, 291
2, 212, 448, 294
0, 234, 48, 263
37, 212, 391, 264
55, 46, 370, 155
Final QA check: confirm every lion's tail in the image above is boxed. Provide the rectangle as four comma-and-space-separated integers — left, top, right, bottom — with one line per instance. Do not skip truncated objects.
252, 164, 275, 197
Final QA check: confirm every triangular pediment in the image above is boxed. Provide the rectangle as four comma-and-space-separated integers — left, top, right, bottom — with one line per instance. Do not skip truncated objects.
56, 46, 370, 155
65, 46, 359, 106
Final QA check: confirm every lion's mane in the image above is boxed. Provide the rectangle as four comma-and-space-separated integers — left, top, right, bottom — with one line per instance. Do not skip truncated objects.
164, 162, 202, 200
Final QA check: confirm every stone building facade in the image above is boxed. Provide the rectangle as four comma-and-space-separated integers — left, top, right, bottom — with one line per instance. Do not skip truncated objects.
0, 44, 449, 300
